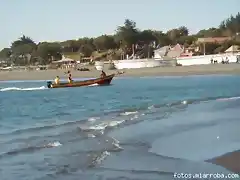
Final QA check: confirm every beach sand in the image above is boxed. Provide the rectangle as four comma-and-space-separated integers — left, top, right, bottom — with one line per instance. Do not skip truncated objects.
207, 150, 240, 174
1, 64, 240, 81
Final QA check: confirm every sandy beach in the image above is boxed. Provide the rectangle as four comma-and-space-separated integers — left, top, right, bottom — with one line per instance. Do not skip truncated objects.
1, 64, 240, 81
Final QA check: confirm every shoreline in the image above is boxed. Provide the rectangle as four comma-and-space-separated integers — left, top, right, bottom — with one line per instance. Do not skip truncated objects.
0, 64, 240, 81
0, 74, 236, 83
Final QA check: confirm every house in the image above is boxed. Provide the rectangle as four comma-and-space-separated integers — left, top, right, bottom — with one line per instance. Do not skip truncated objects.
166, 44, 184, 58
195, 37, 232, 55
51, 55, 76, 69
154, 46, 170, 58
154, 44, 195, 58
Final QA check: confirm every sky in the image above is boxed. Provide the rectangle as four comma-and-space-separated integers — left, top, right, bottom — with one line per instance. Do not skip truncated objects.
0, 0, 239, 49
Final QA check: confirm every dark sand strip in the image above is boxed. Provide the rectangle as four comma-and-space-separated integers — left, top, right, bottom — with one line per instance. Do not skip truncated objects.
207, 150, 240, 174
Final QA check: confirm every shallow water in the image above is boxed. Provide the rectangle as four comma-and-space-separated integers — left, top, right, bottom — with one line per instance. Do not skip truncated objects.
0, 75, 240, 180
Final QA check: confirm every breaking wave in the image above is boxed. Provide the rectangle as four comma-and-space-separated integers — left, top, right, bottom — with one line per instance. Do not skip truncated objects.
0, 86, 47, 92
0, 94, 239, 137
0, 83, 102, 92
0, 141, 62, 159
88, 83, 99, 87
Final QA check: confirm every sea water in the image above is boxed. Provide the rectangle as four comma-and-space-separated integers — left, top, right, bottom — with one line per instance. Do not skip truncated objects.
0, 75, 240, 180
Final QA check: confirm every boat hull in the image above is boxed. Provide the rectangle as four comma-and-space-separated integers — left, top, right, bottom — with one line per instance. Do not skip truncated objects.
47, 74, 115, 88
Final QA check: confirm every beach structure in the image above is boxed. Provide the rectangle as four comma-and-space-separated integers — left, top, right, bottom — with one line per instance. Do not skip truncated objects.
111, 39, 240, 69
112, 59, 167, 69
52, 55, 75, 69
95, 61, 104, 70
155, 43, 240, 66
113, 50, 240, 69
196, 37, 232, 55
176, 43, 240, 66
112, 44, 177, 69
176, 53, 239, 66
225, 45, 240, 54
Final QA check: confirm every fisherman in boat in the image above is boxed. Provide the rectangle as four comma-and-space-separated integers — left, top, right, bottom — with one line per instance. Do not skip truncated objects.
68, 73, 73, 83
54, 76, 60, 84
100, 70, 107, 78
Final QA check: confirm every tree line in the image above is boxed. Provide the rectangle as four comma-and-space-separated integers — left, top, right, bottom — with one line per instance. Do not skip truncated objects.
0, 12, 240, 65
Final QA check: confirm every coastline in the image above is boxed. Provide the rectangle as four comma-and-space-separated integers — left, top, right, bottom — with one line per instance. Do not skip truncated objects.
1, 64, 240, 81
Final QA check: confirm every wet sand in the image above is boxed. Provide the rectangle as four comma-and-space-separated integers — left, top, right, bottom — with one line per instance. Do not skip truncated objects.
207, 150, 240, 174
1, 64, 240, 81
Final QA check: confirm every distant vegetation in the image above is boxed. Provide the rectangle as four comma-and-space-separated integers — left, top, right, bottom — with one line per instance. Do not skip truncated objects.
0, 12, 240, 65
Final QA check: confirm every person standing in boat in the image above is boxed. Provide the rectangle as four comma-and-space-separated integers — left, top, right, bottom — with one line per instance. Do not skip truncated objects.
54, 76, 60, 84
101, 70, 107, 78
68, 73, 73, 83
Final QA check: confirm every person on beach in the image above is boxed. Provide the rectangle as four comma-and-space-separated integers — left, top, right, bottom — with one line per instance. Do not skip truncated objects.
54, 76, 60, 84
117, 70, 124, 75
64, 70, 71, 74
100, 70, 107, 78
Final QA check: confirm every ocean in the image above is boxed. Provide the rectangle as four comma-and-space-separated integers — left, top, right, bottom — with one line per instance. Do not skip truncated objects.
0, 75, 240, 180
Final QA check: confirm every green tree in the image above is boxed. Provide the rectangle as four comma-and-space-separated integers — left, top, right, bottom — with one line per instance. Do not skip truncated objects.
177, 35, 197, 47
79, 44, 95, 57
138, 30, 157, 44
77, 37, 95, 47
11, 35, 36, 49
36, 42, 62, 64
0, 48, 11, 58
115, 19, 140, 48
166, 27, 189, 43
152, 31, 171, 46
197, 28, 222, 37
178, 26, 189, 36
10, 35, 37, 65
220, 13, 240, 34
61, 40, 80, 53
93, 35, 117, 51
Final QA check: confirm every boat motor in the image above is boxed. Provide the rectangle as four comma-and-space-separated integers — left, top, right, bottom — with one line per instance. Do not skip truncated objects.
47, 81, 52, 88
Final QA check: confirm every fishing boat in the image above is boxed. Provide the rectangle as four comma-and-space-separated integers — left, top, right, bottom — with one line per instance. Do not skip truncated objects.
47, 74, 115, 88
